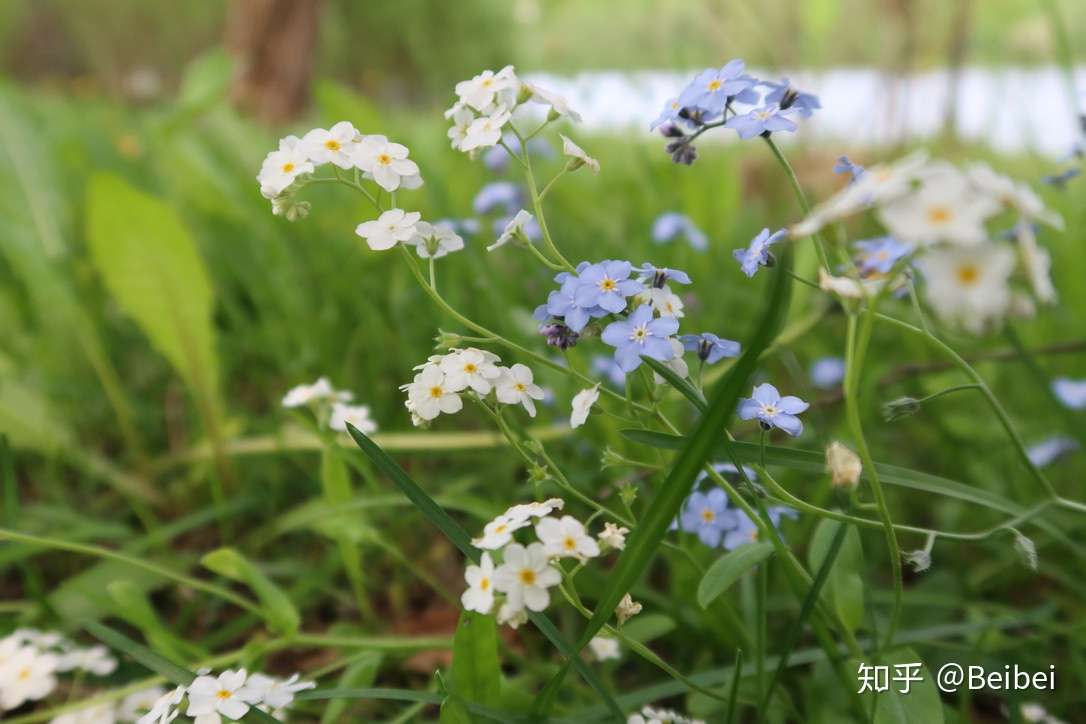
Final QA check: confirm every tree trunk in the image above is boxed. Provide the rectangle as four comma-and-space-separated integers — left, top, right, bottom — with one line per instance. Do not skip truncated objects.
225, 0, 321, 124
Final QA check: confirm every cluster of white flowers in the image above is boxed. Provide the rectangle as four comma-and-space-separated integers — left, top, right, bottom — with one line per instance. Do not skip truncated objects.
461, 499, 627, 628
281, 376, 377, 435
627, 705, 706, 724
794, 154, 1062, 333
0, 629, 117, 713
135, 669, 314, 724
400, 348, 545, 426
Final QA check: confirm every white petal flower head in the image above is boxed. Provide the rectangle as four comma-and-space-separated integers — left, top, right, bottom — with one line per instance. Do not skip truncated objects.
55, 644, 117, 675
493, 542, 562, 612
643, 287, 684, 318
455, 65, 520, 112
329, 402, 377, 434
503, 498, 565, 523
495, 363, 545, 417
282, 377, 351, 408
257, 135, 314, 198
917, 244, 1016, 334
353, 135, 421, 192
526, 83, 582, 122
560, 135, 599, 173
877, 164, 1000, 247
439, 347, 502, 394
570, 385, 600, 428
488, 209, 534, 251
118, 686, 167, 722
653, 338, 689, 385
496, 600, 529, 629
301, 121, 359, 169
49, 703, 118, 724
136, 685, 184, 724
472, 514, 529, 550
1015, 223, 1057, 304
447, 107, 476, 151
244, 673, 316, 710
536, 515, 601, 561
825, 441, 862, 489
186, 669, 259, 722
355, 208, 422, 251
0, 646, 59, 710
967, 163, 1063, 229
598, 522, 630, 551
817, 268, 888, 300
407, 221, 465, 260
405, 365, 463, 422
461, 110, 512, 152
616, 593, 642, 625
461, 552, 497, 613
588, 636, 621, 662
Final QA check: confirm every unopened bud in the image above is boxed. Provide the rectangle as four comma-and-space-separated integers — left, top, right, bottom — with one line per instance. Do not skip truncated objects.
882, 396, 921, 422
615, 593, 642, 625
902, 549, 931, 573
825, 442, 862, 489
1013, 532, 1038, 571
433, 329, 464, 350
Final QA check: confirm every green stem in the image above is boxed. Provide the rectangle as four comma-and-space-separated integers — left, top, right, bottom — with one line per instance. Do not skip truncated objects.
761, 136, 831, 270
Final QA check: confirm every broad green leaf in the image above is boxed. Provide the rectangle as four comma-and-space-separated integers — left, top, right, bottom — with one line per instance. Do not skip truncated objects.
49, 558, 171, 623
449, 612, 501, 708
807, 519, 864, 634
85, 174, 220, 412
177, 48, 234, 112
107, 581, 204, 663
697, 542, 775, 609
621, 613, 676, 645
862, 648, 944, 724
0, 377, 73, 453
201, 547, 299, 634
439, 695, 473, 724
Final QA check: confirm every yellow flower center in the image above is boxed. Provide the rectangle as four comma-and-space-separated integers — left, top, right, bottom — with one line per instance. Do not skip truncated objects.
18, 667, 31, 680
480, 577, 491, 591
429, 386, 444, 398
926, 205, 953, 224
464, 363, 477, 373
377, 153, 392, 166
707, 79, 722, 92
631, 326, 648, 342
701, 509, 716, 523
956, 264, 980, 285
324, 139, 341, 151
563, 536, 578, 550
482, 78, 493, 88
217, 690, 233, 700
514, 383, 526, 392
494, 523, 508, 534
281, 162, 295, 173
599, 278, 617, 292
518, 568, 537, 585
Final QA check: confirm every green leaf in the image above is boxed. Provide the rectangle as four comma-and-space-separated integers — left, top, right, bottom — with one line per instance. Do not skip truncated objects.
449, 612, 501, 708
807, 519, 864, 634
697, 542, 775, 609
200, 547, 299, 634
321, 446, 368, 607
643, 357, 706, 411
177, 48, 234, 112
320, 652, 383, 724
85, 173, 220, 412
439, 694, 474, 724
863, 648, 944, 724
620, 613, 676, 645
83, 620, 194, 685
107, 581, 204, 663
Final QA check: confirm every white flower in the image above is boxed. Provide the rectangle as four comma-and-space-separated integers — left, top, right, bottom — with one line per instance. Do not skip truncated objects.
257, 135, 314, 198
496, 601, 528, 629
1015, 223, 1057, 304
917, 244, 1015, 333
407, 221, 465, 260
560, 135, 599, 173
588, 636, 621, 662
495, 363, 545, 417
300, 121, 359, 169
454, 66, 520, 112
244, 673, 315, 710
817, 268, 889, 299
0, 645, 58, 710
526, 83, 582, 122
652, 338, 689, 385
536, 515, 601, 561
641, 287, 684, 317
598, 522, 629, 550
493, 542, 561, 612
461, 552, 497, 613
118, 687, 167, 722
877, 164, 1000, 247
353, 135, 421, 192
439, 348, 502, 394
55, 645, 117, 675
447, 108, 475, 151
488, 209, 534, 251
329, 403, 377, 434
570, 385, 600, 428
282, 377, 351, 408
902, 549, 931, 573
461, 110, 512, 152
355, 208, 422, 252
629, 705, 706, 724
502, 498, 565, 523
136, 686, 184, 724
186, 669, 259, 722
9, 629, 64, 649
472, 514, 530, 550
967, 163, 1063, 229
616, 593, 642, 625
404, 365, 463, 421
825, 442, 862, 489
50, 703, 118, 724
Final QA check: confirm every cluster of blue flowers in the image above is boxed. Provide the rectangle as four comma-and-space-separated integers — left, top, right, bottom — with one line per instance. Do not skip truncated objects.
672, 465, 797, 549
653, 60, 820, 164
472, 181, 541, 241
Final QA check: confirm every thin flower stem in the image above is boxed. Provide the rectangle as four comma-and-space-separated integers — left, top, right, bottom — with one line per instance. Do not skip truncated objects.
538, 167, 569, 201
510, 126, 576, 272
761, 136, 831, 270
428, 256, 437, 290
917, 383, 983, 405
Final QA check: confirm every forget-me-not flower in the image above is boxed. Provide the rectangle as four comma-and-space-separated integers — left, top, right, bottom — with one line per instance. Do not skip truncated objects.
678, 489, 734, 547
652, 212, 708, 250
544, 275, 607, 333
601, 305, 679, 372
738, 383, 809, 436
723, 506, 797, 550
810, 356, 846, 389
680, 333, 741, 364
678, 60, 754, 116
1026, 436, 1079, 467
734, 228, 786, 278
650, 97, 684, 131
575, 260, 644, 314
1052, 378, 1086, 410
854, 237, 912, 275
592, 355, 627, 388
473, 181, 522, 215
764, 79, 821, 118
725, 104, 797, 140
833, 155, 865, 181
636, 263, 692, 288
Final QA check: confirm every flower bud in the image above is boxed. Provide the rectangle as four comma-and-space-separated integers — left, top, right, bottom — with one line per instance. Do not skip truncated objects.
1013, 532, 1038, 571
825, 442, 862, 489
902, 549, 931, 573
882, 396, 920, 422
433, 329, 464, 350
615, 593, 642, 625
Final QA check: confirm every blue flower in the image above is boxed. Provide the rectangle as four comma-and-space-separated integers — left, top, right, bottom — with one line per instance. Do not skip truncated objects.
723, 506, 797, 550
809, 356, 846, 389
437, 217, 481, 238
601, 305, 679, 372
482, 134, 554, 172
738, 383, 809, 436
678, 489, 734, 547
544, 275, 606, 333
764, 79, 821, 118
733, 228, 786, 278
681, 333, 741, 364
652, 212, 708, 250
1041, 168, 1080, 189
1026, 436, 1079, 467
696, 462, 757, 485
473, 181, 522, 215
678, 60, 755, 116
854, 237, 912, 275
574, 260, 644, 314
833, 155, 865, 181
1052, 378, 1086, 410
636, 263, 692, 287
591, 355, 627, 388
724, 104, 797, 140
651, 97, 684, 131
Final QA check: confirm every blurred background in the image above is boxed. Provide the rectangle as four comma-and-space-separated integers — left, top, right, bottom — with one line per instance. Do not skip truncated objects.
1, 1, 1085, 720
